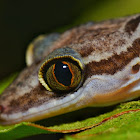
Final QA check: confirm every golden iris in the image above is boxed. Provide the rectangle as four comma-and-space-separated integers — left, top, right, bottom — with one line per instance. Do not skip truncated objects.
39, 57, 83, 93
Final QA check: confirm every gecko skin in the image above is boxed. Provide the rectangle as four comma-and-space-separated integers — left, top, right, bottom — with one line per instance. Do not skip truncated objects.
0, 14, 140, 125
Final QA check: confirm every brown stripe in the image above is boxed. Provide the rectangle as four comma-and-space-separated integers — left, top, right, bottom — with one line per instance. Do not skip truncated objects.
6, 83, 72, 114
125, 15, 140, 35
80, 46, 95, 57
7, 84, 55, 114
85, 38, 140, 78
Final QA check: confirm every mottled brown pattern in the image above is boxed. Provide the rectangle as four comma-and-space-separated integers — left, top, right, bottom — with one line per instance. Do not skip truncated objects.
80, 46, 95, 57
38, 15, 139, 63
5, 83, 70, 114
7, 84, 55, 113
125, 15, 140, 35
46, 18, 126, 58
0, 64, 39, 101
75, 37, 126, 58
85, 38, 140, 78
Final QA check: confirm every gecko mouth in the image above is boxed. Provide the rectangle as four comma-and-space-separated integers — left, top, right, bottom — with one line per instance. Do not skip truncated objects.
0, 86, 86, 125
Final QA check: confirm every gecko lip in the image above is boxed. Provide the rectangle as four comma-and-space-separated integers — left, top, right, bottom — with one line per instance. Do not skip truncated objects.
0, 87, 86, 125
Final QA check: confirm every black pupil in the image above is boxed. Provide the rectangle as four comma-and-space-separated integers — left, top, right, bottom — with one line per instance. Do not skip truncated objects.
54, 61, 72, 86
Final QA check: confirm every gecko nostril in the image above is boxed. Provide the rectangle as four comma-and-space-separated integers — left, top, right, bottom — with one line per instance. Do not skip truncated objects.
132, 63, 140, 74
0, 105, 4, 113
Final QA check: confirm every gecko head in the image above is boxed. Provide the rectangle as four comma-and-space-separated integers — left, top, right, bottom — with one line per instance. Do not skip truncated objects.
1, 14, 140, 125
0, 47, 86, 125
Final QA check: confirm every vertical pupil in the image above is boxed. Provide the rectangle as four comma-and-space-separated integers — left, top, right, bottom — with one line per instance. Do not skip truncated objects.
54, 61, 72, 86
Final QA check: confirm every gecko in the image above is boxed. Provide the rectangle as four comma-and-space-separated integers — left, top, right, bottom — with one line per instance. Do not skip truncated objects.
0, 14, 140, 125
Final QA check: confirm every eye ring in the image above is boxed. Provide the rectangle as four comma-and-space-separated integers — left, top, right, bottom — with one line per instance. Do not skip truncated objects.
38, 48, 84, 93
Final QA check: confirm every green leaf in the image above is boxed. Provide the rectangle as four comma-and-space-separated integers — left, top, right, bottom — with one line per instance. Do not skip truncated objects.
0, 122, 54, 140
1, 0, 140, 140
65, 106, 140, 140
0, 74, 17, 94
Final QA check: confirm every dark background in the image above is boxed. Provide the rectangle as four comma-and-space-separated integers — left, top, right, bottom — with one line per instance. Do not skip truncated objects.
0, 0, 97, 80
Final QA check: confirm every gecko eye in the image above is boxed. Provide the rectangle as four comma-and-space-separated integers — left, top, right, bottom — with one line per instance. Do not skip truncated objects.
38, 48, 84, 93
